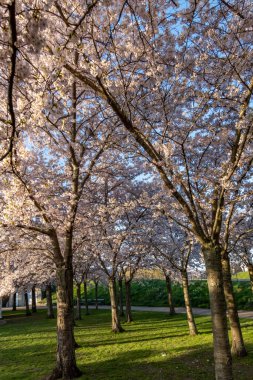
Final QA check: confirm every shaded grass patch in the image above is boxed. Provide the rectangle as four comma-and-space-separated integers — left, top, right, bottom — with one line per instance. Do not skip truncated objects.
0, 309, 253, 379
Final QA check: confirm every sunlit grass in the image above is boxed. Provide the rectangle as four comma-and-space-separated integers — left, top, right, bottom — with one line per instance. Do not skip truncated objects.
1, 309, 253, 379
232, 271, 250, 280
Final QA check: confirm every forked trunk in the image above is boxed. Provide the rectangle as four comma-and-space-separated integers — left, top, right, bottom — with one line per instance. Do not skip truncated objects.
94, 281, 98, 310
83, 279, 89, 315
165, 274, 176, 315
48, 266, 81, 380
32, 286, 37, 313
125, 280, 133, 323
76, 283, 82, 320
46, 284, 54, 319
108, 277, 124, 332
24, 292, 31, 316
181, 270, 198, 335
203, 244, 233, 380
248, 263, 253, 294
118, 278, 124, 317
12, 293, 16, 311
222, 252, 247, 357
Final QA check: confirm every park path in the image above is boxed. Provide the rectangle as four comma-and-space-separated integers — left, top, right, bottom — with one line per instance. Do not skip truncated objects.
2, 305, 253, 319
89, 305, 253, 319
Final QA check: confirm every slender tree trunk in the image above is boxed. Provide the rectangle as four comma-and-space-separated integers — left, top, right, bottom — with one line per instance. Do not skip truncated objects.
32, 286, 37, 313
165, 274, 176, 315
181, 270, 198, 335
248, 263, 253, 293
222, 251, 247, 357
125, 280, 133, 323
118, 278, 124, 317
75, 283, 82, 320
46, 284, 54, 319
24, 292, 31, 316
12, 293, 16, 311
83, 279, 89, 315
203, 244, 233, 380
108, 277, 124, 332
48, 265, 82, 380
94, 281, 98, 310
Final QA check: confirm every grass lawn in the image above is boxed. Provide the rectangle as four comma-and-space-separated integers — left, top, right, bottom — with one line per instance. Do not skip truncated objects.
233, 271, 250, 280
1, 309, 253, 379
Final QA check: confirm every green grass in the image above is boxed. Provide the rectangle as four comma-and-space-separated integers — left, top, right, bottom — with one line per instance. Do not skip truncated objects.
233, 271, 250, 280
1, 309, 253, 380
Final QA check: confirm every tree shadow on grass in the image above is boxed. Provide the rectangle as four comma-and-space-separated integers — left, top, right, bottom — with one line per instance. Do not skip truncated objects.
82, 332, 191, 349
77, 343, 253, 380
3, 314, 28, 320
1, 325, 253, 380
78, 350, 206, 380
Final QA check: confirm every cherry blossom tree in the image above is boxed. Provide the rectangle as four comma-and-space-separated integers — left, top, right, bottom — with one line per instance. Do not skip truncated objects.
150, 219, 199, 335
151, 255, 177, 316
1, 1, 253, 379
230, 215, 253, 292
73, 252, 95, 319
0, 56, 112, 379
57, 2, 253, 377
84, 157, 150, 331
118, 240, 146, 323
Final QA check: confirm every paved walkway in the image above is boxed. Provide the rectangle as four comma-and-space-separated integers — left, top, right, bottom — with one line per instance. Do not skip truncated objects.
1, 305, 253, 319
90, 305, 253, 319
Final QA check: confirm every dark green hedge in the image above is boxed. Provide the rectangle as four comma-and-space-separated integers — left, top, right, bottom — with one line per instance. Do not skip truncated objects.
75, 279, 253, 310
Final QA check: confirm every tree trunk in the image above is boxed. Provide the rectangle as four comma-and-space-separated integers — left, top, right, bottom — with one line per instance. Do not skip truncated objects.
125, 280, 133, 323
48, 266, 82, 380
181, 270, 198, 335
94, 281, 98, 310
118, 278, 124, 317
165, 274, 176, 315
203, 244, 233, 380
32, 286, 37, 313
24, 292, 31, 316
46, 284, 54, 319
248, 263, 253, 294
108, 277, 124, 332
83, 279, 89, 315
12, 293, 16, 311
75, 283, 82, 320
222, 251, 247, 357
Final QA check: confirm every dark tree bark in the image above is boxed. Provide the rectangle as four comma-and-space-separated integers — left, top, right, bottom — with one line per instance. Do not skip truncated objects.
125, 280, 133, 323
94, 281, 99, 310
248, 263, 253, 293
24, 292, 31, 316
75, 283, 82, 320
108, 277, 124, 332
222, 251, 247, 357
203, 244, 233, 380
181, 270, 198, 335
118, 278, 124, 317
46, 284, 54, 319
12, 293, 16, 311
165, 274, 176, 315
48, 265, 82, 380
83, 279, 89, 315
32, 286, 37, 313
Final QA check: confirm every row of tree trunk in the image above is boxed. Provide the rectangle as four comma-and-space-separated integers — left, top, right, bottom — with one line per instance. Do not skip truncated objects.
14, 255, 248, 380
12, 285, 55, 319
166, 254, 247, 358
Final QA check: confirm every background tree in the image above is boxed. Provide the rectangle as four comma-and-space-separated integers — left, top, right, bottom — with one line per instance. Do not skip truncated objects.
151, 221, 199, 336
